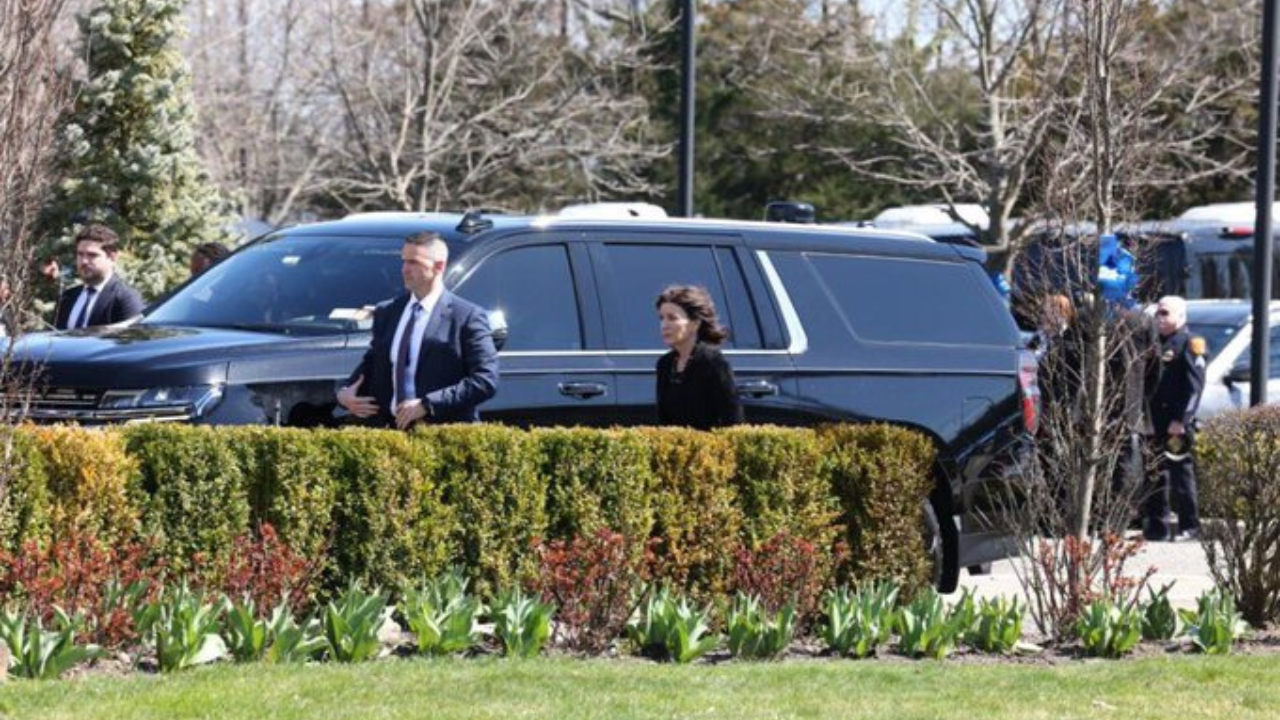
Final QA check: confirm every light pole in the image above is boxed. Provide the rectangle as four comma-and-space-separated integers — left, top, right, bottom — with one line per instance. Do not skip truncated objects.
1252, 0, 1278, 405
677, 0, 695, 218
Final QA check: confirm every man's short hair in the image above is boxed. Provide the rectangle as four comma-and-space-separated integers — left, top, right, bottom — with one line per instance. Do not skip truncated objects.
193, 241, 230, 264
404, 231, 448, 262
1157, 295, 1188, 326
75, 223, 121, 253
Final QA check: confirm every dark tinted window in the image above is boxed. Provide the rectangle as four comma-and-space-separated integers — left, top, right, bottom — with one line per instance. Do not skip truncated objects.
807, 253, 1014, 346
715, 248, 763, 349
1186, 322, 1241, 362
456, 244, 582, 350
1274, 327, 1280, 379
597, 244, 761, 350
1233, 326, 1280, 379
146, 235, 402, 333
1196, 254, 1254, 300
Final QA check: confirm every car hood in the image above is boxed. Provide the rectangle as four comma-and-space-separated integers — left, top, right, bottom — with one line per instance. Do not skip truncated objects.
7, 323, 352, 388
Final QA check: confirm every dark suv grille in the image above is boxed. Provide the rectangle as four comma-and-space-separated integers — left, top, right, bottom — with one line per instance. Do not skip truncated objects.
28, 387, 105, 412
8, 387, 188, 423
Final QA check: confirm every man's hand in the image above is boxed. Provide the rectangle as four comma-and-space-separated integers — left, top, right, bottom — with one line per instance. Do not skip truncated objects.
395, 398, 427, 430
1168, 419, 1186, 436
40, 258, 59, 282
337, 375, 379, 418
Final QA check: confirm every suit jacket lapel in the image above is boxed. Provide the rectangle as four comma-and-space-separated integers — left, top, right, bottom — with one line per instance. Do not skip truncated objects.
382, 294, 411, 340
416, 292, 452, 378
89, 277, 118, 326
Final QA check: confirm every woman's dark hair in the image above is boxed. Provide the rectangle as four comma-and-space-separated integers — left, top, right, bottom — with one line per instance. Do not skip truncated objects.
655, 285, 729, 344
193, 241, 231, 264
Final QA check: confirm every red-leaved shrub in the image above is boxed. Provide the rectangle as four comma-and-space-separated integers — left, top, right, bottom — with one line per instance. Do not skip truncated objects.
732, 531, 832, 620
1032, 531, 1154, 638
533, 529, 655, 654
209, 523, 321, 615
0, 531, 165, 648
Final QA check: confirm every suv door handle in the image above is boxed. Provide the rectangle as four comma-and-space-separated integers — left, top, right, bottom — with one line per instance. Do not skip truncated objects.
558, 382, 607, 399
736, 380, 779, 398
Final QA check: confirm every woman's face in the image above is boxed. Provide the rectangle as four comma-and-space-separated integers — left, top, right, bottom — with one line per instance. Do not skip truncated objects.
658, 302, 700, 350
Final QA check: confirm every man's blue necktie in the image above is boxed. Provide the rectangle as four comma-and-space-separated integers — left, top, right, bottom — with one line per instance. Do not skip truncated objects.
73, 286, 97, 329
394, 302, 422, 406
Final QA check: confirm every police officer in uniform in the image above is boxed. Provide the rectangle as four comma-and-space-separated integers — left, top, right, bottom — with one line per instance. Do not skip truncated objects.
1143, 295, 1206, 541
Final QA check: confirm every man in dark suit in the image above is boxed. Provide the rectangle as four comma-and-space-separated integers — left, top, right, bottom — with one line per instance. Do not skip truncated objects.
53, 224, 145, 330
336, 231, 498, 429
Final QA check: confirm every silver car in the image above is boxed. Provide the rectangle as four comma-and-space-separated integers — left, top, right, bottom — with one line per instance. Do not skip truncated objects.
1184, 300, 1280, 419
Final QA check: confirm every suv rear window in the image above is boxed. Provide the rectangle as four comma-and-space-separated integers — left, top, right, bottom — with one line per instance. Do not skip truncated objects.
806, 253, 1014, 346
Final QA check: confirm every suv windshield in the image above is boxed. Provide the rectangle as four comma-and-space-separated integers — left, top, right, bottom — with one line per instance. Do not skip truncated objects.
145, 235, 403, 334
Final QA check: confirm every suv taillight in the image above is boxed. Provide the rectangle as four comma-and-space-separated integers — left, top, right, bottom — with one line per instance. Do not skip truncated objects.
1016, 349, 1040, 435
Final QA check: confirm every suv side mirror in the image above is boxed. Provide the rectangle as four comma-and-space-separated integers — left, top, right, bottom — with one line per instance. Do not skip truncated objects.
489, 309, 509, 351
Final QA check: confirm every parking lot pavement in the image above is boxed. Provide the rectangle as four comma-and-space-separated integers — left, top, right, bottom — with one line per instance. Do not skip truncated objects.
957, 535, 1216, 610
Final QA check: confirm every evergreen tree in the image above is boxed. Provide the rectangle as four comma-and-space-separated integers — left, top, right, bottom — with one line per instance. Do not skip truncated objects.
639, 0, 911, 222
40, 0, 229, 299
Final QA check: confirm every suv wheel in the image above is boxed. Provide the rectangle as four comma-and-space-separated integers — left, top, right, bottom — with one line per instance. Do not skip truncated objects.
923, 492, 960, 593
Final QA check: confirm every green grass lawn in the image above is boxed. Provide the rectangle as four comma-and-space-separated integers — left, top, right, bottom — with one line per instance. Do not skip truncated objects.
2, 655, 1279, 719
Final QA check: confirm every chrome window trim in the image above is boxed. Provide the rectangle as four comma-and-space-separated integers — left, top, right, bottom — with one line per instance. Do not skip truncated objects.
496, 250, 806, 358
755, 250, 807, 355
496, 349, 791, 358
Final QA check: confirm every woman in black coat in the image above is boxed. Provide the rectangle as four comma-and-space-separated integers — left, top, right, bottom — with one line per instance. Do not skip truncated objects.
654, 285, 743, 429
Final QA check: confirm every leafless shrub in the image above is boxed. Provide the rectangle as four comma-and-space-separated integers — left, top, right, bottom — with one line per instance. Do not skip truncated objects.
997, 226, 1160, 638
1, 0, 72, 489
977, 0, 1245, 639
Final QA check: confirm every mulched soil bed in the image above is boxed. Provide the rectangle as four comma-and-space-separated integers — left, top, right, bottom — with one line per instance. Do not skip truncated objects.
35, 627, 1280, 682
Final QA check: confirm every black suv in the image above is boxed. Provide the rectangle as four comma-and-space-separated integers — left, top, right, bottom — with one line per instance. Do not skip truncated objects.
7, 208, 1035, 590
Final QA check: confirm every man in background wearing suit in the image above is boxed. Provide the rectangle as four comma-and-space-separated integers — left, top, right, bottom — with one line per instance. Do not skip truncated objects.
53, 224, 144, 330
336, 231, 498, 429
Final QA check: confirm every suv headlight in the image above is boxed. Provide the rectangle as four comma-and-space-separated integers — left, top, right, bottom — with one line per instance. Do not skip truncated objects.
99, 385, 225, 417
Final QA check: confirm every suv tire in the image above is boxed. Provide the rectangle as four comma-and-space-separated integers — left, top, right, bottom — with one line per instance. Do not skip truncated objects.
924, 490, 960, 593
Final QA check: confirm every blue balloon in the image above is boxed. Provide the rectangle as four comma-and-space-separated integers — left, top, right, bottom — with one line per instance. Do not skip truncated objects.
990, 271, 1011, 298
1096, 233, 1137, 307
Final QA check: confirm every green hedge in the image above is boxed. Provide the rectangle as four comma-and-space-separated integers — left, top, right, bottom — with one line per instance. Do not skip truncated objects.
535, 427, 654, 553
0, 422, 936, 599
0, 429, 51, 551
1197, 406, 1280, 626
818, 424, 935, 591
124, 425, 250, 574
641, 427, 742, 600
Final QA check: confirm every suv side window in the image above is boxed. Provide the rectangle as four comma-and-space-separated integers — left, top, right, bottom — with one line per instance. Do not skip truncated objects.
1234, 326, 1280, 379
596, 243, 762, 350
455, 244, 583, 350
1274, 326, 1280, 379
807, 253, 1013, 346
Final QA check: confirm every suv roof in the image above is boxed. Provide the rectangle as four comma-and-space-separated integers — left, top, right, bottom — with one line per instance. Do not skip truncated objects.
266, 210, 981, 264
